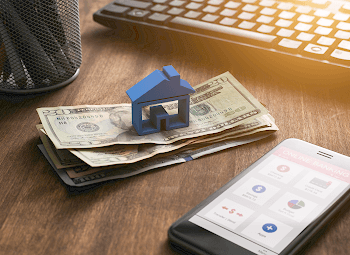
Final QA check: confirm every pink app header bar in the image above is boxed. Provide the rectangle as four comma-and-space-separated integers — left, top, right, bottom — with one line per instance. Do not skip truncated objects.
274, 147, 350, 183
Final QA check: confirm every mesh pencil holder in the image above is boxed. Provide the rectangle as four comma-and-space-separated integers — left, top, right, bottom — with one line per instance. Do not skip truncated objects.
0, 0, 82, 93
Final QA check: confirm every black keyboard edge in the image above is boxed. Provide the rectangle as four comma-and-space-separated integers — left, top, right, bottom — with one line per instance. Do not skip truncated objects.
93, 8, 350, 71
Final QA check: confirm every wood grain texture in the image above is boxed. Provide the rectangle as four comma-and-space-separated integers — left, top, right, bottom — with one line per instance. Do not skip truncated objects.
1, 0, 350, 254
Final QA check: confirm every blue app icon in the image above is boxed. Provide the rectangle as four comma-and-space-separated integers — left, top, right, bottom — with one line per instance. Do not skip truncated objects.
262, 223, 277, 233
252, 185, 266, 193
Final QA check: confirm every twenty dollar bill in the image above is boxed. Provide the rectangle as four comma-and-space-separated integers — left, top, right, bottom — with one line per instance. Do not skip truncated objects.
37, 72, 269, 149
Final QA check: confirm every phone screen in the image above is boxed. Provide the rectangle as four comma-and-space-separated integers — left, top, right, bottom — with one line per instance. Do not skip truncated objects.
189, 146, 350, 255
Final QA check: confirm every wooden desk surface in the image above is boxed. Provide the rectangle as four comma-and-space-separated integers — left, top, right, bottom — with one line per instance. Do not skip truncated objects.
1, 0, 350, 254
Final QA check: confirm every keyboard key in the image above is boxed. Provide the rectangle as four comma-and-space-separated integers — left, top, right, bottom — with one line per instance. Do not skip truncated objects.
151, 4, 168, 12
310, 0, 331, 8
220, 9, 237, 16
277, 2, 293, 10
257, 24, 275, 33
260, 7, 277, 15
202, 14, 220, 22
317, 18, 334, 26
185, 2, 203, 10
317, 36, 336, 46
184, 10, 202, 18
257, 15, 274, 24
220, 17, 237, 25
297, 14, 314, 23
208, 0, 225, 5
331, 49, 350, 60
242, 0, 257, 3
295, 22, 312, 31
311, 0, 328, 5
295, 6, 312, 14
333, 13, 350, 22
242, 4, 259, 12
304, 43, 328, 54
225, 1, 241, 8
238, 21, 256, 29
337, 22, 350, 31
277, 28, 295, 37
169, 0, 186, 7
170, 17, 277, 43
334, 30, 350, 39
279, 11, 296, 19
153, 0, 168, 3
203, 5, 220, 13
338, 40, 350, 50
297, 32, 315, 41
340, 3, 350, 14
147, 13, 172, 24
278, 38, 303, 49
275, 19, 293, 27
259, 0, 275, 7
314, 10, 331, 18
238, 12, 255, 20
127, 9, 150, 20
168, 7, 185, 15
114, 0, 152, 9
314, 26, 332, 35
101, 4, 130, 16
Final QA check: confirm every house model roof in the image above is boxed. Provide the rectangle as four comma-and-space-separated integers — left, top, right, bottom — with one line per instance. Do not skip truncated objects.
126, 65, 195, 104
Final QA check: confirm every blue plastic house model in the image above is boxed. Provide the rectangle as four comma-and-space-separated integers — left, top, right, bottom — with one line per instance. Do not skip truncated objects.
126, 65, 195, 136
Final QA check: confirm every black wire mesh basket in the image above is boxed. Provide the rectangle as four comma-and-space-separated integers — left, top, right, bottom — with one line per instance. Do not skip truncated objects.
0, 0, 82, 93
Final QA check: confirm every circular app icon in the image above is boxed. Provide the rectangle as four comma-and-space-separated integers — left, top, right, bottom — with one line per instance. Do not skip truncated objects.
288, 200, 305, 209
277, 165, 290, 172
262, 223, 277, 233
252, 185, 266, 193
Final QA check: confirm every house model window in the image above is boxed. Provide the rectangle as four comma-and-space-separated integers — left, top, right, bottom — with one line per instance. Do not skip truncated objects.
126, 65, 195, 136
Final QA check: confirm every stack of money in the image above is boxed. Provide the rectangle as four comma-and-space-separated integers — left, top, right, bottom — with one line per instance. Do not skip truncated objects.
36, 72, 278, 187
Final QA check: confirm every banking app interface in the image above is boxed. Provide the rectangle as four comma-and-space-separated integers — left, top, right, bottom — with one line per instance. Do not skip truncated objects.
189, 147, 350, 255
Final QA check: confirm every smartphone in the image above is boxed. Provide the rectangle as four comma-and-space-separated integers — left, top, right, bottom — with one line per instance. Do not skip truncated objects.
168, 138, 350, 255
